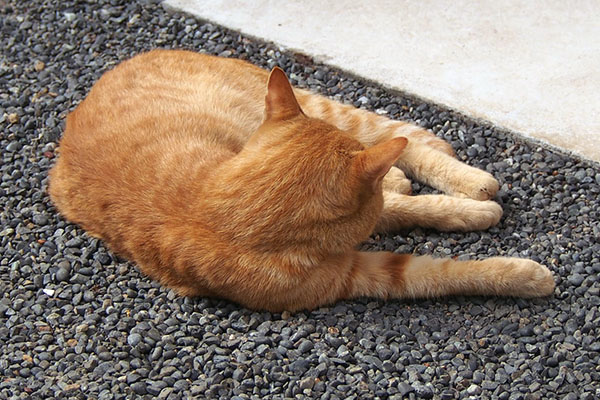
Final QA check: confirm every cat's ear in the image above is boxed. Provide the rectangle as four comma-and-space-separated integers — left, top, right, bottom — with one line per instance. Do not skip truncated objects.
357, 137, 408, 187
265, 67, 304, 120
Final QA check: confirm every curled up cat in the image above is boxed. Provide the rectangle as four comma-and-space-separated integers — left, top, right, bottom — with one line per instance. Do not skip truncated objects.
49, 50, 555, 312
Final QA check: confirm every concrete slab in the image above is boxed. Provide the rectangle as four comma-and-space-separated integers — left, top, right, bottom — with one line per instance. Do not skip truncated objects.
165, 0, 600, 162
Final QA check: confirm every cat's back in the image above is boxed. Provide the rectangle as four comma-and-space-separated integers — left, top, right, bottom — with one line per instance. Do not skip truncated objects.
65, 50, 268, 149
49, 50, 268, 237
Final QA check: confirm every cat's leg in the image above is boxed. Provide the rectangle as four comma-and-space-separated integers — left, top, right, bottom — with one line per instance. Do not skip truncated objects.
252, 250, 554, 312
391, 123, 455, 156
383, 166, 412, 195
295, 89, 454, 154
343, 251, 555, 301
294, 90, 498, 200
396, 140, 499, 201
376, 191, 503, 232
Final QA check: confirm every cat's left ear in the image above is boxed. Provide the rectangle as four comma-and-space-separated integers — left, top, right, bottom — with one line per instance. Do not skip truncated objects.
265, 67, 305, 121
356, 137, 408, 189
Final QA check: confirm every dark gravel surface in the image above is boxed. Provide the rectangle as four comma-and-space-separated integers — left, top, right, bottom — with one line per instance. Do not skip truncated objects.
1, 0, 599, 399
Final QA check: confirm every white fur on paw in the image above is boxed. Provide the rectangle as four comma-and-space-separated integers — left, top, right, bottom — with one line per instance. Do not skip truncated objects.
444, 199, 503, 231
453, 169, 499, 201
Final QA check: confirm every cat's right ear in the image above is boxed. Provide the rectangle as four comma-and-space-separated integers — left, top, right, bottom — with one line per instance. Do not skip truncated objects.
356, 137, 408, 190
265, 67, 304, 121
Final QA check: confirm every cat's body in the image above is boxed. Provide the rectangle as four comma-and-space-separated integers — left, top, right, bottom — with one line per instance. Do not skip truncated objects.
49, 50, 554, 311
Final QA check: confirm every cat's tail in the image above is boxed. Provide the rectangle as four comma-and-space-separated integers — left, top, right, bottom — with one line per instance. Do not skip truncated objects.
343, 251, 556, 301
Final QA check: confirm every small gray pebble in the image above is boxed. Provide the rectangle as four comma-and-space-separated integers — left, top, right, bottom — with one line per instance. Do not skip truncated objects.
127, 333, 142, 347
56, 267, 70, 282
297, 339, 314, 353
131, 382, 146, 395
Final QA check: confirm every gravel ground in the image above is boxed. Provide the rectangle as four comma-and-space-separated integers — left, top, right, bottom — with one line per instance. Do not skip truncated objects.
1, 0, 599, 399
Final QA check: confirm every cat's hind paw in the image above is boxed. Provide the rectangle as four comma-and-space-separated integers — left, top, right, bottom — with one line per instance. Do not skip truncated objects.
452, 169, 499, 201
443, 199, 503, 231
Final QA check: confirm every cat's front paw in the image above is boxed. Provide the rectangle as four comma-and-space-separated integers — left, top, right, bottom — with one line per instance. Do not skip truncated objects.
505, 259, 555, 297
444, 199, 503, 231
452, 169, 499, 201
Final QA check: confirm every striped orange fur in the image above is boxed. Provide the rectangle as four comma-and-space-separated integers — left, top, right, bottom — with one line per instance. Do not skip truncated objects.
49, 50, 554, 311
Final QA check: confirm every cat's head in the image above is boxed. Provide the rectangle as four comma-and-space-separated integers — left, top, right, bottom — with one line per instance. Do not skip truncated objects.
217, 68, 407, 256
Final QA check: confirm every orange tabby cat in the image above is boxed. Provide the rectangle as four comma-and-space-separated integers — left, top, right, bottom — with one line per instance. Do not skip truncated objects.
49, 49, 554, 311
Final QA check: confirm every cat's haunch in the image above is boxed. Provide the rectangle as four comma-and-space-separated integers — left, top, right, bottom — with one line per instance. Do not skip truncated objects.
49, 50, 554, 311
